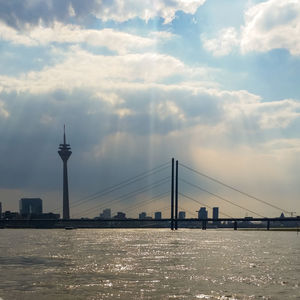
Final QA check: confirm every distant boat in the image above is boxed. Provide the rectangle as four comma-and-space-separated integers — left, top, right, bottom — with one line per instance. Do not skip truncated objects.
65, 226, 75, 230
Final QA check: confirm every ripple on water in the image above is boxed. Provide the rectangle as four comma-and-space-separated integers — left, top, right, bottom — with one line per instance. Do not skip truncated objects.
0, 229, 299, 300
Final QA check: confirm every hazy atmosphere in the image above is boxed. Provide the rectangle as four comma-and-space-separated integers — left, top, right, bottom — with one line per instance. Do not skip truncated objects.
0, 0, 299, 218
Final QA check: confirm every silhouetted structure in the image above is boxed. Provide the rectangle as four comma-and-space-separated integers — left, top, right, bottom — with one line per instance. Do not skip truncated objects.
179, 211, 186, 219
0, 202, 2, 219
3, 211, 20, 219
37, 213, 60, 219
170, 158, 180, 230
155, 212, 162, 220
114, 212, 126, 219
58, 126, 72, 219
99, 208, 111, 219
139, 212, 147, 220
198, 207, 208, 219
138, 212, 152, 220
171, 158, 174, 230
175, 160, 179, 230
213, 207, 219, 222
139, 212, 147, 219
19, 198, 42, 215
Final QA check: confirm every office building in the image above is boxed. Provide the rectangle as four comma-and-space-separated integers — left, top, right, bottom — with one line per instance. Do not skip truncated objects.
139, 212, 147, 219
178, 211, 186, 219
100, 208, 111, 219
19, 198, 43, 215
213, 207, 219, 221
154, 212, 162, 220
198, 207, 207, 219
3, 211, 19, 219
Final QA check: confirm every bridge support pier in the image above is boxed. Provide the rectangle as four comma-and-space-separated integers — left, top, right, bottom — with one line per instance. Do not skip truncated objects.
267, 220, 270, 231
234, 221, 238, 230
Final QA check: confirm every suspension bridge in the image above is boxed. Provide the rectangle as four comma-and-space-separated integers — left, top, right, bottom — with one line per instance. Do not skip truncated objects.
56, 158, 298, 230
1, 158, 298, 229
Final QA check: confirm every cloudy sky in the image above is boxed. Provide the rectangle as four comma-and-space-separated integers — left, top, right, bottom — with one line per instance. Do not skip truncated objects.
0, 0, 299, 219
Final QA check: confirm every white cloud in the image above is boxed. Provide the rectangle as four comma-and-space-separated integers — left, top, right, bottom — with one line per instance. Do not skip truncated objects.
0, 22, 36, 46
156, 100, 185, 121
221, 94, 300, 132
0, 45, 299, 135
0, 101, 9, 118
91, 0, 206, 24
0, 21, 172, 54
0, 47, 211, 93
202, 0, 300, 56
241, 0, 300, 55
201, 27, 239, 56
264, 138, 300, 156
255, 99, 300, 129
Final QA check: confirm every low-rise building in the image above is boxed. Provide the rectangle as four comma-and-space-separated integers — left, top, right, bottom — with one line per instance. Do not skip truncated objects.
154, 212, 162, 220
114, 212, 126, 219
178, 211, 186, 219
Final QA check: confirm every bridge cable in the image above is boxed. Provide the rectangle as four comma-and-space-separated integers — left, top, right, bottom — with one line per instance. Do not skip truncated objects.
53, 162, 169, 213
74, 176, 170, 217
180, 179, 265, 218
148, 205, 171, 216
178, 205, 198, 218
125, 191, 170, 216
74, 177, 169, 218
58, 161, 170, 213
179, 163, 289, 214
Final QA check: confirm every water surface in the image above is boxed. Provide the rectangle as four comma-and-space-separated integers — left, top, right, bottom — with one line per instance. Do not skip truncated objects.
0, 229, 299, 299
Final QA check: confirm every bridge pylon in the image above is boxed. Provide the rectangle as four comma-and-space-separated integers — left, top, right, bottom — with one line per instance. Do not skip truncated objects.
171, 158, 174, 230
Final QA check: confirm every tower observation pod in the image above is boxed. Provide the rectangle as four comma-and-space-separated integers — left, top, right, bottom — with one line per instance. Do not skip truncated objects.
58, 125, 72, 219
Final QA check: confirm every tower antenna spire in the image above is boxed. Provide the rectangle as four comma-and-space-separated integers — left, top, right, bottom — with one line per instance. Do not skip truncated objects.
63, 124, 66, 144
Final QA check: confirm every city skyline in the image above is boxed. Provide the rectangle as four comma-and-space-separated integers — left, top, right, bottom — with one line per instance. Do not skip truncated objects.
0, 0, 299, 218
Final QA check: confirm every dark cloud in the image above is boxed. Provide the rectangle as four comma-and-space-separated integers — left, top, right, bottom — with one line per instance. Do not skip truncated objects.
0, 0, 204, 29
0, 0, 97, 29
0, 88, 186, 195
1, 86, 299, 216
0, 83, 227, 198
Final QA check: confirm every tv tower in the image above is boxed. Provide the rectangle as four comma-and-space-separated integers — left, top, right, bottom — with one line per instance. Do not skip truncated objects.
58, 125, 72, 219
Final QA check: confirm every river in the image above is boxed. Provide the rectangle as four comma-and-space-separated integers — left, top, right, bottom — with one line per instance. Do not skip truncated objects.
0, 229, 299, 299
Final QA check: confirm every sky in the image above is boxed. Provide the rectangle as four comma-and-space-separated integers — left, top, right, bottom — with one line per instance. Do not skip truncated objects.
0, 0, 300, 219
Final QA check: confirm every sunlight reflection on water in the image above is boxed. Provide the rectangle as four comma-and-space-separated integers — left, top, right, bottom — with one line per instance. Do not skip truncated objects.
0, 229, 299, 299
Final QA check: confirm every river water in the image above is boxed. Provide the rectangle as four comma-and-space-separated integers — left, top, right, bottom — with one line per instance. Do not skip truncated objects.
0, 229, 299, 300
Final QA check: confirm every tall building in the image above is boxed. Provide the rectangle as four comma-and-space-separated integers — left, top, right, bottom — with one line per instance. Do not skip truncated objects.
154, 212, 162, 220
178, 211, 186, 219
58, 125, 72, 219
19, 198, 43, 215
100, 208, 111, 219
213, 207, 219, 221
198, 207, 207, 219
139, 212, 147, 219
